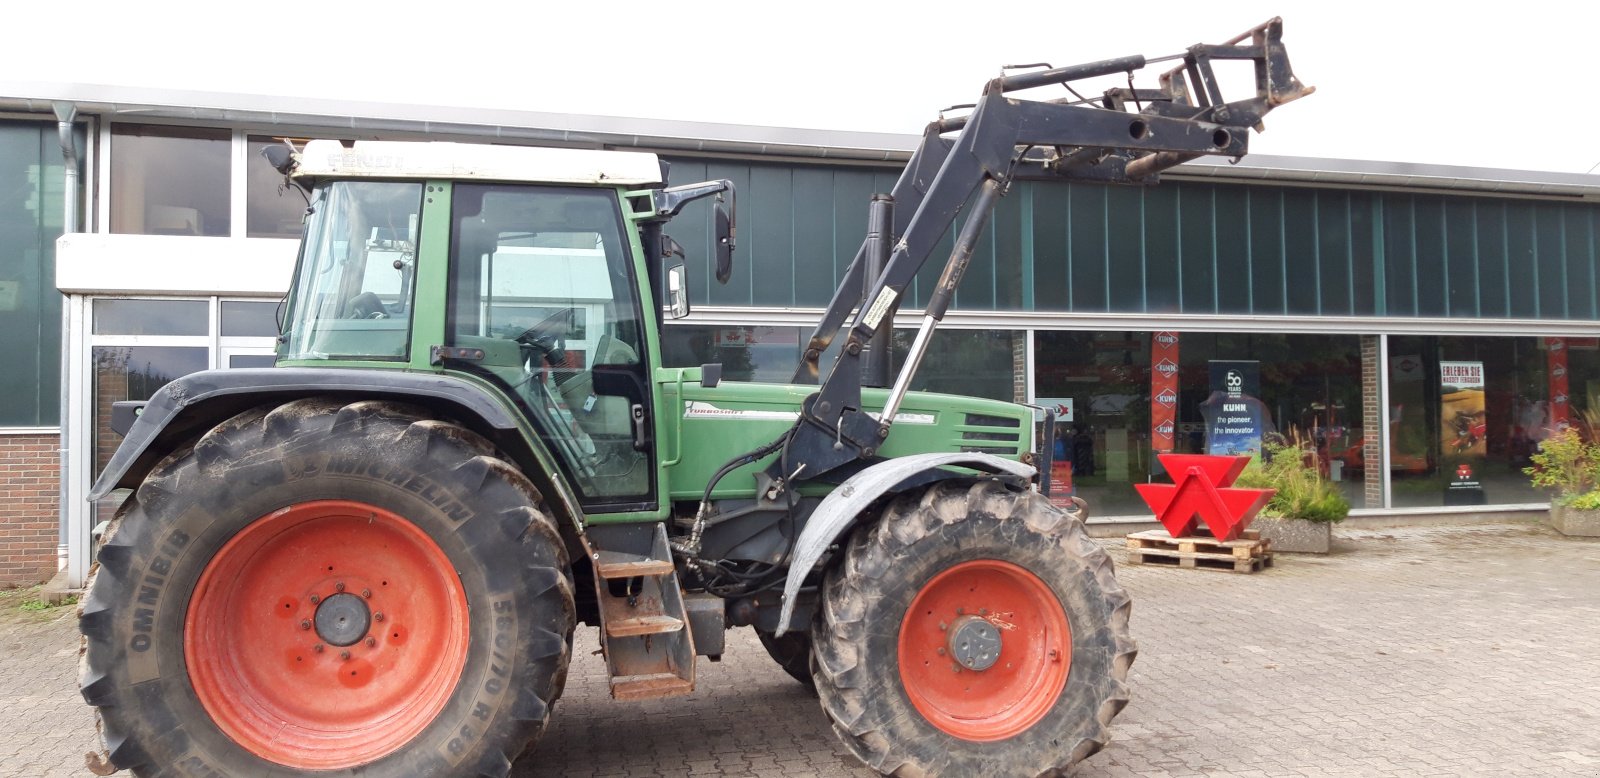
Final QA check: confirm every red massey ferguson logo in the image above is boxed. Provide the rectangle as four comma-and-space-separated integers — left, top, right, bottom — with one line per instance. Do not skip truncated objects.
1155, 359, 1178, 377
1135, 454, 1274, 541
1456, 463, 1473, 480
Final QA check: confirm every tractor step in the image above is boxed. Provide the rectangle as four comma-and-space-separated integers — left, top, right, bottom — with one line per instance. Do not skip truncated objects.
610, 672, 695, 701
585, 523, 697, 699
599, 574, 687, 638
593, 550, 674, 579
591, 522, 676, 579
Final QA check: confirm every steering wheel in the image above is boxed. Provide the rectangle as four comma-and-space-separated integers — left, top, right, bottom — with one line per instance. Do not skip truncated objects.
514, 308, 577, 369
346, 292, 390, 319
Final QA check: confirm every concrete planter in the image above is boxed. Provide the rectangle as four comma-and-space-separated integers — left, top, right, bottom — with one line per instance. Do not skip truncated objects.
1253, 517, 1333, 554
1551, 505, 1600, 537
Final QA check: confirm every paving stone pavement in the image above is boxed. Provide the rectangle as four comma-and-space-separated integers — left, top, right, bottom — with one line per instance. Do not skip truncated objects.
4, 522, 1598, 777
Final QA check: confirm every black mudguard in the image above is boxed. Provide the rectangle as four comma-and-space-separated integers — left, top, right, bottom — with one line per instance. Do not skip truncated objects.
90, 368, 522, 501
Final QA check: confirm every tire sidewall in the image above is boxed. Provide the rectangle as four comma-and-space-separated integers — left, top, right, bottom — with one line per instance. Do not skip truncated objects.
90, 406, 570, 776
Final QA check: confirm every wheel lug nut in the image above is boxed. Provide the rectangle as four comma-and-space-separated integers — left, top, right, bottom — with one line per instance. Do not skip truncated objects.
309, 594, 320, 605
300, 619, 311, 630
939, 621, 947, 631
362, 588, 372, 599
335, 582, 345, 592
313, 644, 324, 653
366, 637, 377, 648
340, 650, 351, 660
374, 612, 385, 622
936, 647, 946, 656
956, 607, 965, 615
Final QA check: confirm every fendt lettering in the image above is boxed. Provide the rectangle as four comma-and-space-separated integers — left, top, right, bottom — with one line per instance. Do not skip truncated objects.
80, 19, 1309, 777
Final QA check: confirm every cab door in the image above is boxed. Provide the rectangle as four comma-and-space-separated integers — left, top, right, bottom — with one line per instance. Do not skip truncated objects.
447, 183, 655, 512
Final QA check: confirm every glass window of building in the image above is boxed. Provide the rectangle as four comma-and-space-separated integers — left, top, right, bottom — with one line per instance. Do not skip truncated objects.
110, 124, 231, 237
889, 329, 1021, 402
247, 135, 309, 238
1386, 335, 1546, 508
1034, 330, 1364, 518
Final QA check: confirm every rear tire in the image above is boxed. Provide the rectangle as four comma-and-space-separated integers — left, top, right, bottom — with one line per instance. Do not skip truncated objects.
79, 398, 575, 777
811, 480, 1135, 777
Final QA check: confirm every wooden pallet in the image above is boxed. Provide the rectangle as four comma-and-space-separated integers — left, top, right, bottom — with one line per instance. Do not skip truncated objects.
1125, 528, 1273, 573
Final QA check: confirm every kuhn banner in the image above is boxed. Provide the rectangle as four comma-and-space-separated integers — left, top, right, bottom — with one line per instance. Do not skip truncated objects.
1150, 332, 1180, 452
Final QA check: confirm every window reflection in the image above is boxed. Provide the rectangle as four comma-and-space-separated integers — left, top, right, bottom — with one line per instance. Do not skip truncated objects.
661, 325, 801, 382
247, 136, 309, 239
221, 300, 280, 338
91, 346, 209, 476
110, 124, 230, 237
92, 299, 209, 336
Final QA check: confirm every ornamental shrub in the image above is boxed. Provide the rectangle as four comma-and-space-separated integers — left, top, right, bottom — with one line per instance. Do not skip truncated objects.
1523, 427, 1600, 506
1233, 438, 1350, 524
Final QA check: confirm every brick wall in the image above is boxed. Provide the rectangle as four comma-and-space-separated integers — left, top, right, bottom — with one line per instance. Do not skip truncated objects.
1361, 335, 1383, 509
1012, 334, 1029, 404
0, 433, 61, 586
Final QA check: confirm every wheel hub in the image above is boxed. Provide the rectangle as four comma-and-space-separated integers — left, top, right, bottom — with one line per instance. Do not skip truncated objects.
313, 592, 371, 647
948, 615, 1002, 671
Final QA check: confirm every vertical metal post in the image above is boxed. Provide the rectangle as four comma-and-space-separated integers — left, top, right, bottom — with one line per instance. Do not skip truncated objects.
1378, 333, 1392, 510
52, 102, 77, 579
861, 194, 893, 387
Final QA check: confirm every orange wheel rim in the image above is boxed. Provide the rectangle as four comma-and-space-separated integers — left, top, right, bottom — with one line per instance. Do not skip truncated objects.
185, 500, 470, 769
898, 559, 1071, 741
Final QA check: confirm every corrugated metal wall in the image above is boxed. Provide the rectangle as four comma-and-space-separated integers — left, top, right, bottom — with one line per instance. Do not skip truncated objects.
662, 157, 1600, 321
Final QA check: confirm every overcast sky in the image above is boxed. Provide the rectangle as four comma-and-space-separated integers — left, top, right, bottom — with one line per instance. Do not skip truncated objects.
9, 1, 1600, 174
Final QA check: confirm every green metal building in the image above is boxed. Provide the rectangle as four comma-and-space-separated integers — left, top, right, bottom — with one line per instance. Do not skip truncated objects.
2, 83, 1598, 586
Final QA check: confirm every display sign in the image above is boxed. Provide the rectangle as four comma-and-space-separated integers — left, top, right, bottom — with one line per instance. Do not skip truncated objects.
1150, 332, 1180, 452
1202, 360, 1265, 456
1440, 360, 1487, 456
1546, 338, 1571, 431
1033, 397, 1074, 424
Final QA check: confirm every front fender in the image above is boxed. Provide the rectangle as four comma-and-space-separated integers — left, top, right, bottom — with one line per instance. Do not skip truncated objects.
90, 368, 524, 501
774, 452, 1035, 636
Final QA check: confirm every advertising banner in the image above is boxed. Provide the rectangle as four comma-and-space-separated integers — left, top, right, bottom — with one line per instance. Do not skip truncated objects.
1440, 360, 1487, 456
1151, 332, 1180, 452
1546, 338, 1571, 432
1202, 361, 1265, 456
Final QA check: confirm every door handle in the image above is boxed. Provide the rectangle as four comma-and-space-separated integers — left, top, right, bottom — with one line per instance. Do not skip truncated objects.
631, 403, 648, 450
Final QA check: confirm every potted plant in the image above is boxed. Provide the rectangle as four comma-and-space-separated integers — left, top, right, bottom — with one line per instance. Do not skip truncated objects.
1524, 427, 1600, 537
1234, 438, 1350, 553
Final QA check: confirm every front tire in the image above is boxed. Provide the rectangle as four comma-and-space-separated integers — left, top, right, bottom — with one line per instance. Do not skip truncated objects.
811, 480, 1136, 777
79, 398, 575, 777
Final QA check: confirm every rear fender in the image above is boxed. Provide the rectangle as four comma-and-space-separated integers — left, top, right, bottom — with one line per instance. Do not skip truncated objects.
90, 368, 585, 530
774, 452, 1035, 636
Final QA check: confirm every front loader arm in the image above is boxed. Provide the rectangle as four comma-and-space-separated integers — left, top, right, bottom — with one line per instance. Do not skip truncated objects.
772, 18, 1312, 491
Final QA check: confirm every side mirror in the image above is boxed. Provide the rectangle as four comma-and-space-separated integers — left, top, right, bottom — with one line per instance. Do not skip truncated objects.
714, 202, 734, 284
261, 143, 296, 176
665, 261, 690, 319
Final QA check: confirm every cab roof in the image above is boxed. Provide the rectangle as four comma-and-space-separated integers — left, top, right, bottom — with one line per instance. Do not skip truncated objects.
290, 139, 663, 186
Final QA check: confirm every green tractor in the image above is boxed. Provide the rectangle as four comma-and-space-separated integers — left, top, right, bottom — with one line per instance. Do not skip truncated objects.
80, 21, 1308, 777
